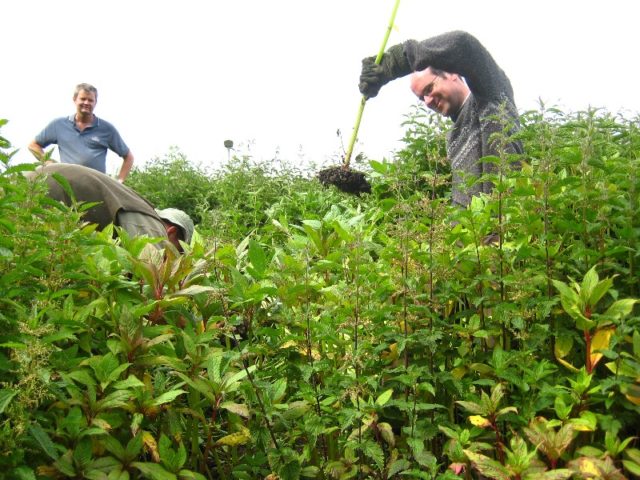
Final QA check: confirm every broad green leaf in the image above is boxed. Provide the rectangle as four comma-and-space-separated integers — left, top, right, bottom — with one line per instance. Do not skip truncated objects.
590, 327, 616, 369
0, 388, 18, 414
588, 277, 613, 308
375, 388, 393, 407
220, 401, 251, 418
300, 466, 320, 478
215, 427, 251, 447
388, 459, 411, 477
126, 434, 144, 460
361, 439, 384, 470
248, 240, 268, 277
96, 390, 132, 411
554, 335, 573, 359
603, 298, 638, 321
469, 415, 491, 427
131, 462, 177, 480
269, 378, 287, 403
102, 435, 125, 460
152, 389, 187, 406
158, 434, 186, 472
29, 424, 60, 461
8, 466, 37, 480
174, 373, 215, 401
580, 266, 599, 304
177, 470, 207, 480
552, 279, 592, 328
537, 468, 573, 480
281, 401, 309, 421
171, 285, 216, 297
464, 450, 510, 480
622, 460, 640, 476
369, 159, 389, 174
456, 400, 484, 415
278, 459, 301, 480
569, 411, 598, 431
73, 437, 93, 467
113, 375, 145, 390
377, 422, 395, 447
225, 364, 256, 388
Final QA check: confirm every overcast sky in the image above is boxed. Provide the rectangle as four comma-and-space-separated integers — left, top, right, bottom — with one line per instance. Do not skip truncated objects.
3, 0, 638, 176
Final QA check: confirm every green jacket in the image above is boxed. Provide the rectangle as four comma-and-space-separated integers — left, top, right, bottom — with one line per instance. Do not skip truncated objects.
29, 163, 161, 230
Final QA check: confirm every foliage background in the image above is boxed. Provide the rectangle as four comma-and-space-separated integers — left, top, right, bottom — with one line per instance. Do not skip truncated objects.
0, 106, 639, 480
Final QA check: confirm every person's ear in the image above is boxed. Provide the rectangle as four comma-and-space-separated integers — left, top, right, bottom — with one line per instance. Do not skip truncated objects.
165, 225, 184, 252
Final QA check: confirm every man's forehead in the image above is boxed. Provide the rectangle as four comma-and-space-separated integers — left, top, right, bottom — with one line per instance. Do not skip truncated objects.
411, 68, 438, 90
75, 88, 97, 99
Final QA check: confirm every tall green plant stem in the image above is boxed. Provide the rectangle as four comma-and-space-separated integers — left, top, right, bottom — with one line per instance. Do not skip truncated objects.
401, 220, 410, 372
240, 352, 280, 449
351, 234, 364, 480
303, 249, 329, 465
343, 0, 401, 168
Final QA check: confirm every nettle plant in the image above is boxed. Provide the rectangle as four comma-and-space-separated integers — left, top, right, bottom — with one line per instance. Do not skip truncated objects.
0, 105, 639, 480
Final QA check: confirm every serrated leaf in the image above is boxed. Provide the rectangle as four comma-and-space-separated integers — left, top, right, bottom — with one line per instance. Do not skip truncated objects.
362, 440, 384, 470
299, 466, 320, 478
67, 369, 98, 387
388, 458, 411, 477
73, 437, 93, 467
152, 389, 187, 406
96, 390, 132, 411
0, 388, 18, 414
29, 424, 60, 461
278, 459, 301, 480
113, 375, 145, 390
9, 466, 37, 480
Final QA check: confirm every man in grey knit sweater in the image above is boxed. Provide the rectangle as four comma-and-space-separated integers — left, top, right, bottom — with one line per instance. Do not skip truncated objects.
359, 30, 523, 207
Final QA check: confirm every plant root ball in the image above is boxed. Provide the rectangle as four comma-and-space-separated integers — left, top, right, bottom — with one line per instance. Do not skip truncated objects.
317, 166, 371, 195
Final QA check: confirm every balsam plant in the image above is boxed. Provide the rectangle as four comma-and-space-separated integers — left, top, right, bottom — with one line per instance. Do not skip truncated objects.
1, 104, 639, 480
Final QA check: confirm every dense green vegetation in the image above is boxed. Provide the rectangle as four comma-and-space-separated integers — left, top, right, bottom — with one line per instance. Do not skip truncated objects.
0, 105, 638, 480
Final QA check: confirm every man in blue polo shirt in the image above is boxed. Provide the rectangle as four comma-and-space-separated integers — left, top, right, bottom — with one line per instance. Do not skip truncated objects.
28, 83, 135, 182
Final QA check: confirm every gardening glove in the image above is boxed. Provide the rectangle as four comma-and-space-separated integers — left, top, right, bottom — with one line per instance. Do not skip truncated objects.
359, 43, 411, 99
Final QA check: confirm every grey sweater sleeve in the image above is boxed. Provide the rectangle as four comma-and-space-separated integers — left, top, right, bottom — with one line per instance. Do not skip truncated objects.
403, 31, 514, 102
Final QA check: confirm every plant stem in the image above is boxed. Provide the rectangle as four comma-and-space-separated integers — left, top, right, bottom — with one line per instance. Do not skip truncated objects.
344, 0, 401, 168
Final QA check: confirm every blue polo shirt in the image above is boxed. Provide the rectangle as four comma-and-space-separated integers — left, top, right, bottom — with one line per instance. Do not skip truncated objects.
35, 115, 130, 173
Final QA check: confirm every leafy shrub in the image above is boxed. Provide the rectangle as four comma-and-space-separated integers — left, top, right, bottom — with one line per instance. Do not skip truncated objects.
1, 106, 639, 480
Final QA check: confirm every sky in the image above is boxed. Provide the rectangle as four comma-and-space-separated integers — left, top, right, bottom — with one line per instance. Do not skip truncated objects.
2, 0, 639, 176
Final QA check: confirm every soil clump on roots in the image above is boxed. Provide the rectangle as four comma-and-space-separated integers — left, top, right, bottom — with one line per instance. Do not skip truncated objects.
317, 166, 371, 195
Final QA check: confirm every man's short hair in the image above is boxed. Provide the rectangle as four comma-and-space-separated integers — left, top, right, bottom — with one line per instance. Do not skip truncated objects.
428, 67, 447, 78
74, 83, 98, 99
